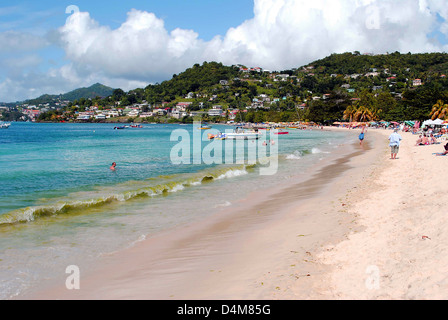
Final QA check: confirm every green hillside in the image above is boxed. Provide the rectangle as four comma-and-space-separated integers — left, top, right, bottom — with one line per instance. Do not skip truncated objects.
144, 61, 240, 104
24, 83, 115, 106
31, 52, 448, 123
62, 83, 115, 101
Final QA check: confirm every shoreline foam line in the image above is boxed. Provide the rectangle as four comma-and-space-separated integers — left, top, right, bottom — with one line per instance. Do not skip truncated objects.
0, 164, 255, 226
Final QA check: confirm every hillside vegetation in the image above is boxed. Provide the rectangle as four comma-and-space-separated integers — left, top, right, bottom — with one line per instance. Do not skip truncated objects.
10, 52, 448, 124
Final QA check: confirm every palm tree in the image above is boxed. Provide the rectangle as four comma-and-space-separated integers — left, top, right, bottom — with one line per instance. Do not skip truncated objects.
343, 105, 358, 123
354, 106, 374, 122
371, 108, 383, 121
430, 100, 448, 120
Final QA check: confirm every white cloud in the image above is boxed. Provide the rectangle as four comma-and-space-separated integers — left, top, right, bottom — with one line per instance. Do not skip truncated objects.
0, 62, 147, 102
57, 0, 448, 80
205, 0, 448, 69
2, 0, 448, 102
59, 9, 204, 80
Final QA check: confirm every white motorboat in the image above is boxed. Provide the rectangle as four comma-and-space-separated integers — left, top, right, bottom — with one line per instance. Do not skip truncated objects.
218, 127, 261, 140
0, 122, 11, 129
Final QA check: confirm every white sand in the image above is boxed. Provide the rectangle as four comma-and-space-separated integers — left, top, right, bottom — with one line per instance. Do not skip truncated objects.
305, 129, 448, 300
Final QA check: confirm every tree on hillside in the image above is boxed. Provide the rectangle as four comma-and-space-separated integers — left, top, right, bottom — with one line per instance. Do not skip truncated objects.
112, 89, 125, 101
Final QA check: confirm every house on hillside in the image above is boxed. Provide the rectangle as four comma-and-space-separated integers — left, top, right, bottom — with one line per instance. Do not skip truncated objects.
140, 112, 155, 118
77, 111, 94, 120
208, 105, 223, 117
413, 79, 423, 86
176, 102, 192, 112
276, 74, 290, 81
153, 109, 167, 116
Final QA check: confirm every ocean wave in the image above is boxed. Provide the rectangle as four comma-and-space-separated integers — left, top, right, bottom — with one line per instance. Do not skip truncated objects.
311, 147, 330, 154
0, 164, 254, 226
214, 201, 232, 208
286, 151, 303, 160
216, 169, 248, 180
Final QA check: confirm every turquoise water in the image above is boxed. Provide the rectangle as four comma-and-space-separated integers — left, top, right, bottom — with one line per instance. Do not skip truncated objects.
0, 122, 352, 299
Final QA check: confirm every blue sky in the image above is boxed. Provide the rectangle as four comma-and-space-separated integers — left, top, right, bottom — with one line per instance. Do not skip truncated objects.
0, 0, 254, 39
1, 0, 448, 102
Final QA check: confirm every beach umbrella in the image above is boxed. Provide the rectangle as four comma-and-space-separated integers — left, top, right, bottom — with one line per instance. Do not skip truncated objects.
422, 119, 441, 127
422, 120, 432, 127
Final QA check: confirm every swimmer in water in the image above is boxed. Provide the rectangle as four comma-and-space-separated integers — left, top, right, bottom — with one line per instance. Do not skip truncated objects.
110, 162, 116, 171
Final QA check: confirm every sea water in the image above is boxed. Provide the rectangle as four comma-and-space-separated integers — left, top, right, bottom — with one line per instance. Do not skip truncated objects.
0, 122, 352, 299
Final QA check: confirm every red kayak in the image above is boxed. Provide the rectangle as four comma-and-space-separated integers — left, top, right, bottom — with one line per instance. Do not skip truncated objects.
275, 131, 289, 135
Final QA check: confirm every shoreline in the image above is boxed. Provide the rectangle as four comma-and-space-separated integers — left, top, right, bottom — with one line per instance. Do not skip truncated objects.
21, 127, 387, 300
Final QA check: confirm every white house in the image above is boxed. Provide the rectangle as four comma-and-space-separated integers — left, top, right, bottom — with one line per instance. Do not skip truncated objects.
208, 105, 223, 117
140, 112, 154, 118
176, 102, 192, 112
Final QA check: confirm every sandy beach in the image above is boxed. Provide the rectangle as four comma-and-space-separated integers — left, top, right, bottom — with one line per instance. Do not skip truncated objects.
309, 128, 448, 300
23, 126, 448, 300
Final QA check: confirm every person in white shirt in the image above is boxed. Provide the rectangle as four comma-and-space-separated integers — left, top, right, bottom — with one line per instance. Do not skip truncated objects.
389, 128, 402, 160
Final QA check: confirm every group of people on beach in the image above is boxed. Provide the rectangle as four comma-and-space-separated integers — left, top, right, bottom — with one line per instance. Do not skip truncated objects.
359, 124, 448, 159
414, 129, 448, 156
415, 133, 438, 146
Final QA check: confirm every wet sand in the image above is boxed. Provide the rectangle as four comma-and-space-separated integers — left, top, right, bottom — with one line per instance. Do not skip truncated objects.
24, 127, 386, 300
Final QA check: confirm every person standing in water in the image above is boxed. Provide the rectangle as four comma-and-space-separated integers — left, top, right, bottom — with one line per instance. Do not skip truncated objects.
110, 162, 117, 171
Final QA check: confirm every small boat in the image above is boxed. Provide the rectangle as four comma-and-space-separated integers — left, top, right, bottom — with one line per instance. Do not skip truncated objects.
114, 126, 126, 130
220, 127, 261, 140
207, 133, 218, 140
0, 122, 11, 129
275, 130, 289, 135
130, 124, 143, 128
198, 124, 212, 130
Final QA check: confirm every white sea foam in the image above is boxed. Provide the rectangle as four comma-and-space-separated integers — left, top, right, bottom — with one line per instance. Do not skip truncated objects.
286, 151, 302, 160
217, 169, 248, 180
215, 201, 232, 208
169, 184, 185, 193
312, 147, 330, 154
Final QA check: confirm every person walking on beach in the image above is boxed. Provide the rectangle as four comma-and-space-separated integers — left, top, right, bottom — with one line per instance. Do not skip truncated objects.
389, 128, 402, 160
359, 127, 366, 146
